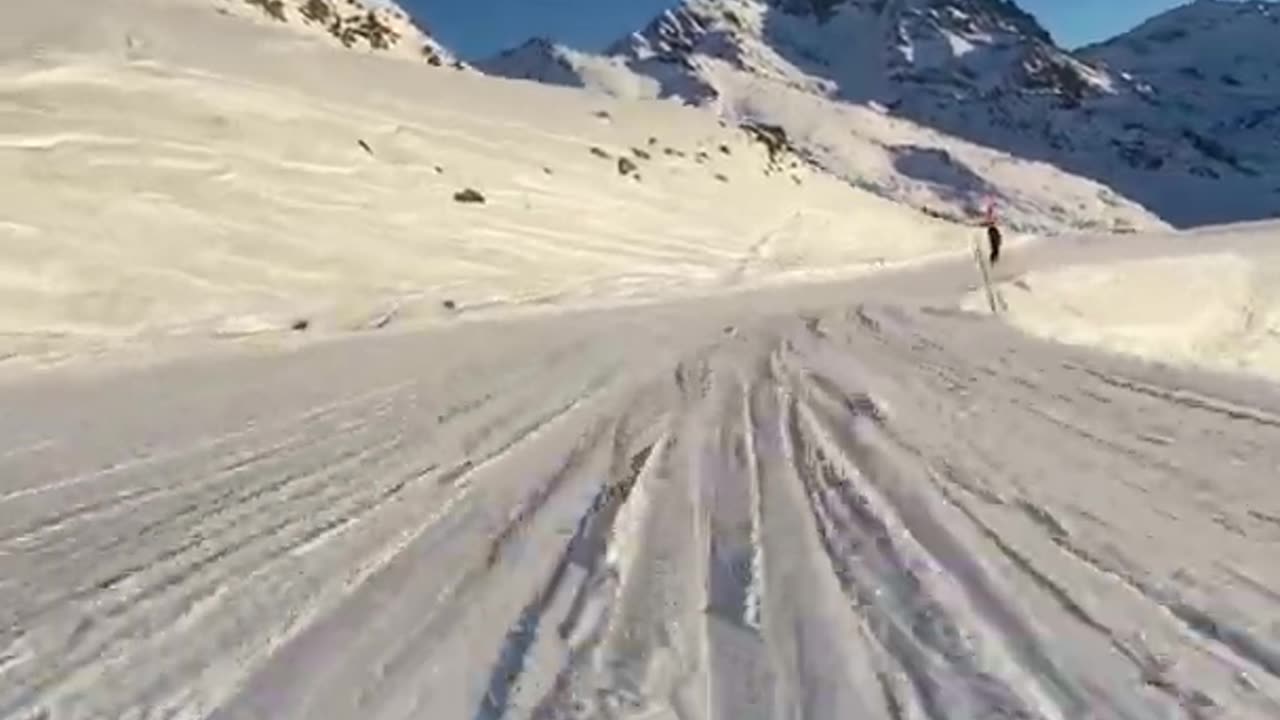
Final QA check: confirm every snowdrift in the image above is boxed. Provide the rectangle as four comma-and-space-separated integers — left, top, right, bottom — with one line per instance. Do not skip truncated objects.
992, 248, 1280, 383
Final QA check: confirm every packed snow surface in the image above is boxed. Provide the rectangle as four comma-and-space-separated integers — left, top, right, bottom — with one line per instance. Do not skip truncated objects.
4, 224, 1280, 720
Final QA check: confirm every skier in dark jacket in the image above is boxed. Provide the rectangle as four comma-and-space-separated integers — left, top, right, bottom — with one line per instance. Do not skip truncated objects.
983, 200, 1003, 265
987, 224, 1003, 264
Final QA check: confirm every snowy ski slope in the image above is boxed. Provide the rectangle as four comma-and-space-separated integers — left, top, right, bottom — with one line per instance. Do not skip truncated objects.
2, 1, 1280, 719
4, 226, 1280, 719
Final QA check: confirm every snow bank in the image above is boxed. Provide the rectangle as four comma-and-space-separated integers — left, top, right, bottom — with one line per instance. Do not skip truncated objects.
996, 252, 1280, 381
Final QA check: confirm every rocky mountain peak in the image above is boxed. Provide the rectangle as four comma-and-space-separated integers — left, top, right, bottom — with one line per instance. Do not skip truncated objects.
604, 0, 1106, 106
214, 0, 464, 67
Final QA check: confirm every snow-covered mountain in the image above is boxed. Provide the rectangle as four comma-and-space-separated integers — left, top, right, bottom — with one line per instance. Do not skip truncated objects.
209, 0, 463, 67
1084, 0, 1279, 92
1081, 1, 1279, 177
607, 0, 1099, 104
481, 0, 1280, 228
475, 37, 665, 98
1063, 0, 1280, 225
484, 0, 1099, 108
479, 1, 1158, 234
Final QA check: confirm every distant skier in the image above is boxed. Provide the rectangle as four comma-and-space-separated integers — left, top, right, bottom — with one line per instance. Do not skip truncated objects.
982, 199, 1003, 265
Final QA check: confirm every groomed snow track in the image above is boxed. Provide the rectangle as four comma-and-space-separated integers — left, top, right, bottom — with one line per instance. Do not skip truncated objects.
3, 271, 1280, 720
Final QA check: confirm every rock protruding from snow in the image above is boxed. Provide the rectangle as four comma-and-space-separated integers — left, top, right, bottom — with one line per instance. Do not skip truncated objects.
210, 0, 464, 67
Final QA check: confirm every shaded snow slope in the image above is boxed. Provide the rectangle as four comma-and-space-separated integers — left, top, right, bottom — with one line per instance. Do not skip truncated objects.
1082, 0, 1280, 173
475, 37, 663, 98
482, 0, 1280, 227
1074, 0, 1280, 225
699, 69, 1162, 235
1, 0, 972, 363
4, 230, 1280, 719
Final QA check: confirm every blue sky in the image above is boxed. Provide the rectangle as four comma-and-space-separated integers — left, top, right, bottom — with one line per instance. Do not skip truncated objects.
406, 0, 1191, 60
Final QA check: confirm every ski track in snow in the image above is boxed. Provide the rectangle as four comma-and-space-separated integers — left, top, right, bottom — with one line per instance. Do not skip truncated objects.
3, 258, 1280, 720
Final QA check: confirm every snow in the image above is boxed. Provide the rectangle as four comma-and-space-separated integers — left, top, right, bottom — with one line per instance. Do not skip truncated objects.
5, 221, 1280, 719
1080, 0, 1280, 180
5, 1, 1280, 718
993, 244, 1280, 384
475, 39, 665, 100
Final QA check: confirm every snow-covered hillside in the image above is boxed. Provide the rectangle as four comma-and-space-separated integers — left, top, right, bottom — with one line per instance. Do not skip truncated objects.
481, 0, 1280, 228
476, 37, 664, 98
1084, 1, 1280, 111
206, 0, 462, 66
1081, 1, 1280, 181
7, 218, 1280, 720
0, 0, 979, 364
480, 7, 1164, 236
